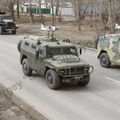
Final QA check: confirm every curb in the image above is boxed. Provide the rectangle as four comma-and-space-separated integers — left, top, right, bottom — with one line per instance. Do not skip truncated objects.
75, 44, 97, 52
86, 47, 97, 52
0, 84, 52, 120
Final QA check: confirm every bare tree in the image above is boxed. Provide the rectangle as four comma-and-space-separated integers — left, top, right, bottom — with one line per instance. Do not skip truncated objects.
71, 0, 82, 30
16, 0, 20, 19
50, 0, 55, 26
49, 0, 62, 25
77, 0, 82, 30
38, 0, 44, 24
29, 0, 34, 23
55, 0, 60, 16
106, 0, 114, 27
6, 0, 15, 19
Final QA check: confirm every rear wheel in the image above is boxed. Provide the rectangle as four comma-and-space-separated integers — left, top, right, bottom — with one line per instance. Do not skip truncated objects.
45, 69, 60, 90
22, 58, 32, 76
100, 53, 111, 68
78, 75, 90, 86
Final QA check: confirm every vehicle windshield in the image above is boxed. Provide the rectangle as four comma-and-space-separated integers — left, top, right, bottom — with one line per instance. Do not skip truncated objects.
46, 46, 78, 58
0, 15, 12, 20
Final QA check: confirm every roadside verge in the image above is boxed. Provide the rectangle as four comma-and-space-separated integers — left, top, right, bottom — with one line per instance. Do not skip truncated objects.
0, 84, 51, 120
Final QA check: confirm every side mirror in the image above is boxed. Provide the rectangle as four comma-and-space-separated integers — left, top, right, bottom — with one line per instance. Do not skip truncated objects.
80, 48, 82, 55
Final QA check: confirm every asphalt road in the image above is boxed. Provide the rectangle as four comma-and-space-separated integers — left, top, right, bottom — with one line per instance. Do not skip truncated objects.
0, 35, 120, 120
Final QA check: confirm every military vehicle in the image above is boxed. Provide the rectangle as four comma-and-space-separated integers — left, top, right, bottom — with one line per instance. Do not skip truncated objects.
96, 34, 120, 68
17, 35, 94, 89
0, 13, 17, 35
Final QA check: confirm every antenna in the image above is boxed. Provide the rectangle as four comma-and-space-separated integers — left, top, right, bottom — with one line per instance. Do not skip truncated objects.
41, 24, 57, 39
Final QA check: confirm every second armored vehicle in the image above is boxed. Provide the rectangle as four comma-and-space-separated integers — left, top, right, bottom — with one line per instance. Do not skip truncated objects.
18, 36, 94, 89
96, 34, 120, 68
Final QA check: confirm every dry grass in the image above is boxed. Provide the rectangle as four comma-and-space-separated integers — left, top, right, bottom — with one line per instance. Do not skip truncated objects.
16, 15, 118, 48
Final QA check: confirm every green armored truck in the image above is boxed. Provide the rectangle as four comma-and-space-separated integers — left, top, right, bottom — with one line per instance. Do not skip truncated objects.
0, 13, 17, 35
18, 36, 94, 89
96, 34, 120, 68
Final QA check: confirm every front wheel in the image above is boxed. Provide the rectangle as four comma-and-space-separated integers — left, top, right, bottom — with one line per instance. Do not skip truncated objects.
0, 26, 3, 35
12, 30, 16, 34
22, 59, 32, 76
45, 69, 60, 90
99, 53, 111, 68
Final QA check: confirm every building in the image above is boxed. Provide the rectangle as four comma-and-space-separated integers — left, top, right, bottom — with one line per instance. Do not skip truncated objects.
14, 0, 51, 14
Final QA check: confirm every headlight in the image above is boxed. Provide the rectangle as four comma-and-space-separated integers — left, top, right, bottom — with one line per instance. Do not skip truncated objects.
58, 69, 65, 75
85, 67, 89, 73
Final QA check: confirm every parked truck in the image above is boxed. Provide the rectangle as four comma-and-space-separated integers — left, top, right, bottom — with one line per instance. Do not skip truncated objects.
0, 13, 17, 35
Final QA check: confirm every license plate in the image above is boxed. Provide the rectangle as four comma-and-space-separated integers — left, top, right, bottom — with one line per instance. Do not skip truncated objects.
74, 76, 82, 80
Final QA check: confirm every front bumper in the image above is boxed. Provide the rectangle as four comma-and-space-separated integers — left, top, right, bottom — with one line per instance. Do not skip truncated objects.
4, 28, 16, 32
58, 66, 94, 78
62, 75, 90, 83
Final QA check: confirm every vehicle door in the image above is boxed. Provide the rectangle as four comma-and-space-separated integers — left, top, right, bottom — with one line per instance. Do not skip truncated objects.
111, 37, 120, 63
30, 44, 45, 75
36, 47, 46, 76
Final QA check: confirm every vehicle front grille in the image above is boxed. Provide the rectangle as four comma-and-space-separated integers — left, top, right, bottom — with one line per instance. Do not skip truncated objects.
7, 22, 14, 28
60, 66, 86, 76
70, 67, 85, 75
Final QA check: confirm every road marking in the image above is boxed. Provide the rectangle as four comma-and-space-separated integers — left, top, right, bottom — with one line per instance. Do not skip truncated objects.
105, 76, 120, 85
11, 44, 17, 48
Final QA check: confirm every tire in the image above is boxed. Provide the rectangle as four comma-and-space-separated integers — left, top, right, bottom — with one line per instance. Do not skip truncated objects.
0, 26, 3, 35
99, 53, 111, 68
45, 69, 60, 90
17, 40, 22, 52
78, 75, 90, 86
22, 58, 32, 76
12, 30, 16, 34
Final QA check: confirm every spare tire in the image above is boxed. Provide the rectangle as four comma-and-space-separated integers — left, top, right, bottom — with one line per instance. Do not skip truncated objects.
17, 40, 22, 52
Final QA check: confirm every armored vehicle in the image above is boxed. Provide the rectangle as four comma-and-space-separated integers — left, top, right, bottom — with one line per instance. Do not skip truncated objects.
18, 36, 94, 89
96, 34, 120, 68
0, 13, 17, 35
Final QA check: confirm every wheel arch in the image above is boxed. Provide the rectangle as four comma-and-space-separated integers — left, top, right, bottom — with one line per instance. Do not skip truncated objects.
98, 50, 107, 59
21, 55, 27, 64
17, 40, 22, 52
0, 24, 3, 26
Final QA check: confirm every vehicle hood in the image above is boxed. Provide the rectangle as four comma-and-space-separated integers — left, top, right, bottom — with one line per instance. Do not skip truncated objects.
45, 55, 89, 68
2, 19, 13, 23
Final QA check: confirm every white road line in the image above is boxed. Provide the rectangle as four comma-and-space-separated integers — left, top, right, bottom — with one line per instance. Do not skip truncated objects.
11, 44, 17, 47
105, 76, 120, 85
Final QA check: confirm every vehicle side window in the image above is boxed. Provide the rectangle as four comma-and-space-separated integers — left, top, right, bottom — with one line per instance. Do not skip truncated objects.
62, 47, 78, 56
70, 48, 77, 55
